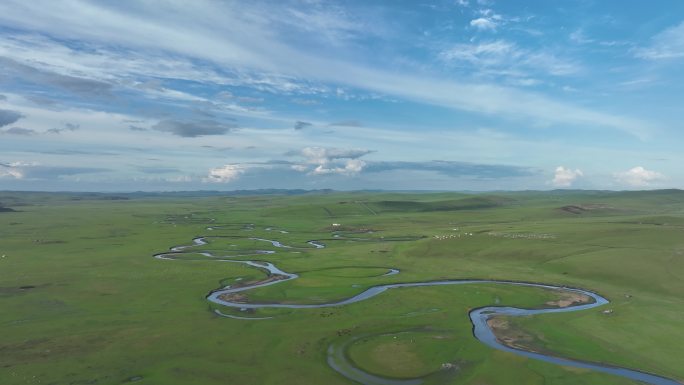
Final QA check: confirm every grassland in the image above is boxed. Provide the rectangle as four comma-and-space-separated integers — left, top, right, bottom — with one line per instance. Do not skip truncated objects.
1, 190, 683, 385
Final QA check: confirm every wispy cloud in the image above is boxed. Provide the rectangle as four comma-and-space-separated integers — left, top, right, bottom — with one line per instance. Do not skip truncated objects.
440, 40, 580, 78
569, 29, 594, 45
365, 160, 536, 179
634, 21, 684, 60
0, 119, 81, 136
291, 98, 319, 105
0, 1, 651, 139
282, 3, 372, 44
297, 147, 372, 163
137, 166, 180, 174
0, 57, 112, 97
0, 160, 109, 179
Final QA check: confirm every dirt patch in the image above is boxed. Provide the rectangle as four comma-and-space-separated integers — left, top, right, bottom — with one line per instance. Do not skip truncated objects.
487, 317, 538, 351
217, 292, 249, 303
560, 205, 586, 214
559, 204, 614, 215
545, 292, 592, 308
217, 274, 289, 303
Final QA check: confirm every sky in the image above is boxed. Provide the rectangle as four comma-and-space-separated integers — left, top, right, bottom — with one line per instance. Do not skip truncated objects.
1, 0, 683, 191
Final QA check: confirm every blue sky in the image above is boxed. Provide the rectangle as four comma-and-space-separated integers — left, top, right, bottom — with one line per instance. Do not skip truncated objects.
1, 0, 683, 191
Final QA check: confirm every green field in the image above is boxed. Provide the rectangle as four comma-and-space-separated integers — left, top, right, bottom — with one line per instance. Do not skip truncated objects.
1, 190, 683, 385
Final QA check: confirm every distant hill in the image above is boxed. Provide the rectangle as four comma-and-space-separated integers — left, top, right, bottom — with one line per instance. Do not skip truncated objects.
0, 189, 340, 207
124, 189, 336, 198
370, 195, 512, 213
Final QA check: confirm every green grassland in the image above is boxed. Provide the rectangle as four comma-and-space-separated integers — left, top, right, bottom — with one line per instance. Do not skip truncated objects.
1, 190, 683, 385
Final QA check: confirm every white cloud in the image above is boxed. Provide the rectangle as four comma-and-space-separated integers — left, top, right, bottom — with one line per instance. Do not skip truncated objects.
614, 166, 663, 187
311, 159, 366, 176
0, 169, 24, 179
205, 164, 244, 183
470, 17, 497, 31
634, 21, 684, 60
469, 8, 505, 31
300, 147, 371, 164
0, 165, 25, 179
551, 166, 583, 187
293, 146, 371, 176
0, 161, 44, 179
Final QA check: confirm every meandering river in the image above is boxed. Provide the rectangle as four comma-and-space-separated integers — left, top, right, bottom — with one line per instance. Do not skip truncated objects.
155, 230, 681, 385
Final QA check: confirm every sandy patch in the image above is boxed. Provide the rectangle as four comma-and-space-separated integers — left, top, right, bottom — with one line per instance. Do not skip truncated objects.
545, 292, 591, 308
